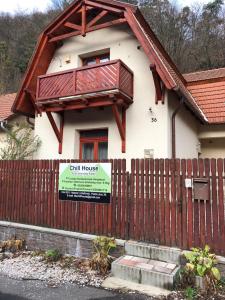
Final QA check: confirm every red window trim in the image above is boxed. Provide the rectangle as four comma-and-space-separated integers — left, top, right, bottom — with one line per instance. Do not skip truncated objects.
82, 53, 110, 66
79, 135, 108, 160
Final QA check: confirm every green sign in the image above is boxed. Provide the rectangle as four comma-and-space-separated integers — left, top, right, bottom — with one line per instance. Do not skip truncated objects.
59, 163, 112, 203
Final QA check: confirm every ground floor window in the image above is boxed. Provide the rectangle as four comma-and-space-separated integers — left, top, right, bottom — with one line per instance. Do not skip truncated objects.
79, 129, 108, 160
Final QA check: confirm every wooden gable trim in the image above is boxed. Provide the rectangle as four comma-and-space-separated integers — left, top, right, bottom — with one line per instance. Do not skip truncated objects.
46, 111, 64, 154
124, 9, 175, 90
150, 64, 165, 104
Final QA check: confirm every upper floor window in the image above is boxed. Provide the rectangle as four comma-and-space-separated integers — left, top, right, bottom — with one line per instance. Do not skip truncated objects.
82, 53, 110, 66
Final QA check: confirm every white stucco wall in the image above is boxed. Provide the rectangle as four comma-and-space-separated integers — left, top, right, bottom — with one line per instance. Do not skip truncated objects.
198, 124, 225, 158
199, 138, 225, 158
167, 92, 200, 159
35, 25, 171, 160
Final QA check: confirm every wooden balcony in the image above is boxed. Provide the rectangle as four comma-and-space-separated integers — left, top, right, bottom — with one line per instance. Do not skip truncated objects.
36, 60, 133, 112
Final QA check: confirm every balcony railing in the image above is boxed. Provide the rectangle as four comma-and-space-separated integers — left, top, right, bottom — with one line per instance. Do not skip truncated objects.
36, 59, 133, 103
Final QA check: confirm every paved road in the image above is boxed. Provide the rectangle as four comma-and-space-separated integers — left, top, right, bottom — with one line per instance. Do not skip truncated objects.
0, 274, 150, 300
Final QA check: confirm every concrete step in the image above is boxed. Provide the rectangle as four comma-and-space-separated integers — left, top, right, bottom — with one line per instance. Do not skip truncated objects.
112, 255, 180, 290
125, 241, 181, 265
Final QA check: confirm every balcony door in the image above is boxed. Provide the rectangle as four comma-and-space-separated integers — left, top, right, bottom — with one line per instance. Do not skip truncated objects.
80, 129, 108, 160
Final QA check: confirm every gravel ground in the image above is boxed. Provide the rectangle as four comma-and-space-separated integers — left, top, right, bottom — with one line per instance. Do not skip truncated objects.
0, 252, 104, 287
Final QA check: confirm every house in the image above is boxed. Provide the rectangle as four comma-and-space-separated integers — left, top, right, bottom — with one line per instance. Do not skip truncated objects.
0, 93, 28, 147
12, 0, 225, 161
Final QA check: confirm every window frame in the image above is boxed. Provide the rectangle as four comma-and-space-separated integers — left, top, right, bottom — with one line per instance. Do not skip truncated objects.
82, 53, 110, 66
79, 130, 108, 160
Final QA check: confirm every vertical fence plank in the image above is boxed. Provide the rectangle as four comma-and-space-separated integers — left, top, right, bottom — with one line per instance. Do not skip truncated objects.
181, 159, 187, 249
164, 159, 170, 246
187, 159, 193, 248
199, 159, 206, 248
193, 159, 200, 247
145, 159, 150, 241
160, 159, 165, 245
176, 159, 182, 248
217, 159, 224, 255
149, 159, 155, 243
205, 159, 212, 247
129, 159, 135, 239
211, 159, 219, 253
170, 159, 176, 246
154, 159, 159, 244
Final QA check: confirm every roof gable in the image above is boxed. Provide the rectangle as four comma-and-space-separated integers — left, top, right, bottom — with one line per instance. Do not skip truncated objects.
12, 0, 206, 123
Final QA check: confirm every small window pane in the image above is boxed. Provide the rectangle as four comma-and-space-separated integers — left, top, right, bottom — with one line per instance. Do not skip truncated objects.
82, 143, 94, 160
98, 142, 108, 160
80, 129, 108, 138
100, 55, 110, 63
85, 58, 96, 66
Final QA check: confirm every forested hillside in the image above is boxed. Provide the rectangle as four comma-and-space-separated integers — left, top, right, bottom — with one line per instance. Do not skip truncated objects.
0, 0, 224, 94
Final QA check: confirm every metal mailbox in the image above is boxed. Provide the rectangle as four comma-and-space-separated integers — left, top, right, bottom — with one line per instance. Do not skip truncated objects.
193, 178, 210, 201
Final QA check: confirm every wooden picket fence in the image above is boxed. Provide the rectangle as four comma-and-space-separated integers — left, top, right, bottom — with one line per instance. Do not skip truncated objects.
0, 159, 224, 256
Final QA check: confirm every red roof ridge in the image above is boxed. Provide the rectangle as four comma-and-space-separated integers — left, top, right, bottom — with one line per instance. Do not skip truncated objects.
184, 67, 225, 83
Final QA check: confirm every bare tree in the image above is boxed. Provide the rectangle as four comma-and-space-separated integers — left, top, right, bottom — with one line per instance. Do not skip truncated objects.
0, 122, 41, 160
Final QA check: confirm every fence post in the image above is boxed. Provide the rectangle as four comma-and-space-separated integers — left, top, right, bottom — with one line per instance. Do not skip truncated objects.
126, 171, 131, 240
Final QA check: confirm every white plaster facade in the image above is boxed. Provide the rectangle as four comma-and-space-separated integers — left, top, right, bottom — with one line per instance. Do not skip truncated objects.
34, 24, 225, 160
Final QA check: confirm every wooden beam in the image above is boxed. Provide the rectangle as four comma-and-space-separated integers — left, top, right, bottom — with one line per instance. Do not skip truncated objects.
64, 22, 81, 31
82, 4, 86, 37
46, 111, 64, 154
58, 112, 64, 154
49, 31, 80, 43
84, 0, 123, 13
44, 99, 114, 113
112, 104, 125, 151
89, 18, 127, 31
150, 64, 165, 104
46, 112, 61, 143
49, 18, 127, 42
47, 2, 82, 36
87, 10, 108, 28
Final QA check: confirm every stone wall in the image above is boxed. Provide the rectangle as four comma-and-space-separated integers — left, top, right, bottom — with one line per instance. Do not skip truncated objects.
0, 222, 124, 258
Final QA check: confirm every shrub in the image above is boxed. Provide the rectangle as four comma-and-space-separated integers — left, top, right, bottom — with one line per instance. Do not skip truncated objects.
44, 249, 61, 262
184, 245, 221, 290
184, 286, 198, 300
0, 238, 25, 252
90, 236, 116, 275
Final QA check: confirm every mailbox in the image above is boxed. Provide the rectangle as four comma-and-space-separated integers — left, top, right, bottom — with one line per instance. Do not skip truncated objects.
193, 178, 209, 201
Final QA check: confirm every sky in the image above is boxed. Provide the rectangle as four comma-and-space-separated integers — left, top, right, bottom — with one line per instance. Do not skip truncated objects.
0, 0, 215, 14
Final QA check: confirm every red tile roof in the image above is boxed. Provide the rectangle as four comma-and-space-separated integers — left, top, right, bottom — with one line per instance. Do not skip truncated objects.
185, 70, 225, 124
0, 93, 17, 121
184, 68, 225, 83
